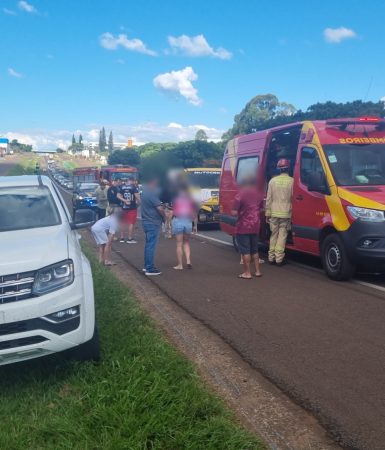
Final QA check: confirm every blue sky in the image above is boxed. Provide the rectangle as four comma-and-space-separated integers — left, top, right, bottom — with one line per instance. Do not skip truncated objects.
1, 0, 385, 149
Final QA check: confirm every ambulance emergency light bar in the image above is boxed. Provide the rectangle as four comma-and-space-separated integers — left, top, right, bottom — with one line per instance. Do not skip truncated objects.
326, 117, 385, 131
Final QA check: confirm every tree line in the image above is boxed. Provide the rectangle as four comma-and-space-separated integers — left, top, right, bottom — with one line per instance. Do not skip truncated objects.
107, 94, 385, 180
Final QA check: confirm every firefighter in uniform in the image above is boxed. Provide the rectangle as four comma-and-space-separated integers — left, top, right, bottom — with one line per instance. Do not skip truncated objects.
265, 159, 293, 266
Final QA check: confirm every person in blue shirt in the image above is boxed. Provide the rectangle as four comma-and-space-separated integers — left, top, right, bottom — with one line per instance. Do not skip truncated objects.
141, 178, 166, 276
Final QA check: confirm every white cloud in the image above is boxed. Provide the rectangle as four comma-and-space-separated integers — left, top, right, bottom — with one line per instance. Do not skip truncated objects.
153, 66, 202, 106
324, 27, 357, 43
381, 96, 385, 102
2, 122, 224, 150
168, 122, 183, 129
8, 68, 23, 78
4, 130, 69, 150
167, 34, 232, 59
99, 32, 157, 56
18, 1, 37, 13
3, 8, 16, 15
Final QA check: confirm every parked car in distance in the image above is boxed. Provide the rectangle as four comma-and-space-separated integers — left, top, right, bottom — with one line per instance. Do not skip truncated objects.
0, 175, 99, 366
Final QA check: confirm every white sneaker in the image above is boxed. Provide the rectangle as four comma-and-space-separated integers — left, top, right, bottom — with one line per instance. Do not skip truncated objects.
126, 239, 137, 244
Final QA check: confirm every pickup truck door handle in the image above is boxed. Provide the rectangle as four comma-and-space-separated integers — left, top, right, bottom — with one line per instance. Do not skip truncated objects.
296, 195, 304, 201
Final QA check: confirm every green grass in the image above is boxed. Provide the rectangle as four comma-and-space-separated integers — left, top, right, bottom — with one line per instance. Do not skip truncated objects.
0, 245, 264, 450
62, 161, 76, 170
7, 157, 39, 175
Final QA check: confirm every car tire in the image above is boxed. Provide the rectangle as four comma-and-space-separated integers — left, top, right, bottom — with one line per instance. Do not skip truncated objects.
67, 326, 101, 362
321, 234, 355, 281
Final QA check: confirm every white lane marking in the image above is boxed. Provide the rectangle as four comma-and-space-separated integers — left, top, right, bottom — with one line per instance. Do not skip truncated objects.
354, 280, 385, 293
194, 233, 233, 247
196, 233, 385, 293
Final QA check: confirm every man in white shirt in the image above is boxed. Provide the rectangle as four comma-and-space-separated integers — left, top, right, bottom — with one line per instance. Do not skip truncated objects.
91, 207, 123, 265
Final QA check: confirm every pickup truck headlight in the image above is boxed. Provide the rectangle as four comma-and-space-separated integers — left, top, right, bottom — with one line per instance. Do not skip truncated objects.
347, 206, 385, 222
33, 260, 74, 295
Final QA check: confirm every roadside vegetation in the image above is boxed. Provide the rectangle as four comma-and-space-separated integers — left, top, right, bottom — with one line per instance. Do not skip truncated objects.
6, 156, 39, 175
0, 244, 264, 450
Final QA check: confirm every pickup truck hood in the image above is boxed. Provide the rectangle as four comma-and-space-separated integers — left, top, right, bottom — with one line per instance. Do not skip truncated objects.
0, 226, 69, 275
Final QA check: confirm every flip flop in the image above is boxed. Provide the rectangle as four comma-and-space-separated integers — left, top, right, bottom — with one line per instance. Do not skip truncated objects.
238, 274, 252, 280
255, 273, 263, 278
187, 264, 192, 269
104, 261, 117, 266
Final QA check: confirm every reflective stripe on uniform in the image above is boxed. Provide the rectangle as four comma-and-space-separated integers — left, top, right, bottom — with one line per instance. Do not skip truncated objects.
270, 211, 291, 218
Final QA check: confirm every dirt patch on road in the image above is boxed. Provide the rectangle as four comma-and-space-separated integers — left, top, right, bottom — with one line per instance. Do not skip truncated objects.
83, 232, 340, 450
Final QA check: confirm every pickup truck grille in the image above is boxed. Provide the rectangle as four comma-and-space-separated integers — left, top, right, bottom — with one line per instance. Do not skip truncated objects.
0, 271, 36, 304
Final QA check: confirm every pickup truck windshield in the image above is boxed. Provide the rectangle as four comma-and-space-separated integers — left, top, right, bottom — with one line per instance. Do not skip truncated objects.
187, 171, 221, 189
0, 186, 61, 232
324, 144, 385, 186
110, 172, 138, 181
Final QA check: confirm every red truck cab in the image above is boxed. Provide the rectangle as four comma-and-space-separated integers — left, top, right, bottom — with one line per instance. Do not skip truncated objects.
219, 117, 385, 280
99, 165, 139, 185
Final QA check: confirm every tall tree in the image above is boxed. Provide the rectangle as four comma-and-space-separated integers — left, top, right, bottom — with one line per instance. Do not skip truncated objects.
98, 127, 106, 152
223, 94, 296, 139
195, 129, 208, 141
72, 134, 76, 145
108, 131, 114, 153
108, 149, 140, 166
79, 134, 83, 145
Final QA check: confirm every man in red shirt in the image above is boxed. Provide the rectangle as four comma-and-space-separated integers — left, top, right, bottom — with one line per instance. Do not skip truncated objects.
231, 178, 263, 279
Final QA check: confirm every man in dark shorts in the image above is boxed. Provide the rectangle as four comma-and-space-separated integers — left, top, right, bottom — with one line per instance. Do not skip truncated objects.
117, 177, 140, 243
231, 177, 263, 279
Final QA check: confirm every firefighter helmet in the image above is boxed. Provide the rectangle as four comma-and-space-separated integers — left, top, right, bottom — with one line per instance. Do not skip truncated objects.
277, 158, 290, 170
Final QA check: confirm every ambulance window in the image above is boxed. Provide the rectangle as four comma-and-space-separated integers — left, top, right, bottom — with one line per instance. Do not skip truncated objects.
236, 156, 259, 184
300, 147, 325, 187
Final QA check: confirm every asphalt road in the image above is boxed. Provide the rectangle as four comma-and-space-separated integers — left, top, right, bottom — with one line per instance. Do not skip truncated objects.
58, 183, 385, 450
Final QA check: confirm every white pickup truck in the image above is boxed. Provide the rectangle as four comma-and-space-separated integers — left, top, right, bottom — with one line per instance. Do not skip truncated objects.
0, 175, 99, 365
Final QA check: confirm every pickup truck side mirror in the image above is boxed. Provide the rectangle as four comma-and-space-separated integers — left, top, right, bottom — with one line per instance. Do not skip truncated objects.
71, 209, 96, 230
307, 172, 330, 195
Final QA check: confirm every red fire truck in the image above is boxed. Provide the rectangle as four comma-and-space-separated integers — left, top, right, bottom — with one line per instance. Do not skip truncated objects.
72, 167, 99, 186
72, 165, 139, 186
99, 165, 139, 184
219, 117, 385, 280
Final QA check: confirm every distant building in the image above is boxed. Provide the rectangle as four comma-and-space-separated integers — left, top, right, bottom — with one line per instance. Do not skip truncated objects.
0, 138, 9, 156
87, 139, 135, 151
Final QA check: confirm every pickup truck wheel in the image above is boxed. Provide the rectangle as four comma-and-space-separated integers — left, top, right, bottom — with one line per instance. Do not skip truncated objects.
68, 326, 100, 362
321, 234, 355, 281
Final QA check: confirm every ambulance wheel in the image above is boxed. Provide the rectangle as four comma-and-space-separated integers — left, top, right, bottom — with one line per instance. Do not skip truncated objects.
232, 235, 239, 252
321, 234, 355, 281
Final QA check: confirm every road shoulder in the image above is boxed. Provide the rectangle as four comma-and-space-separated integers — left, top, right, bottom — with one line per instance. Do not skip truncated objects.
83, 231, 340, 450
